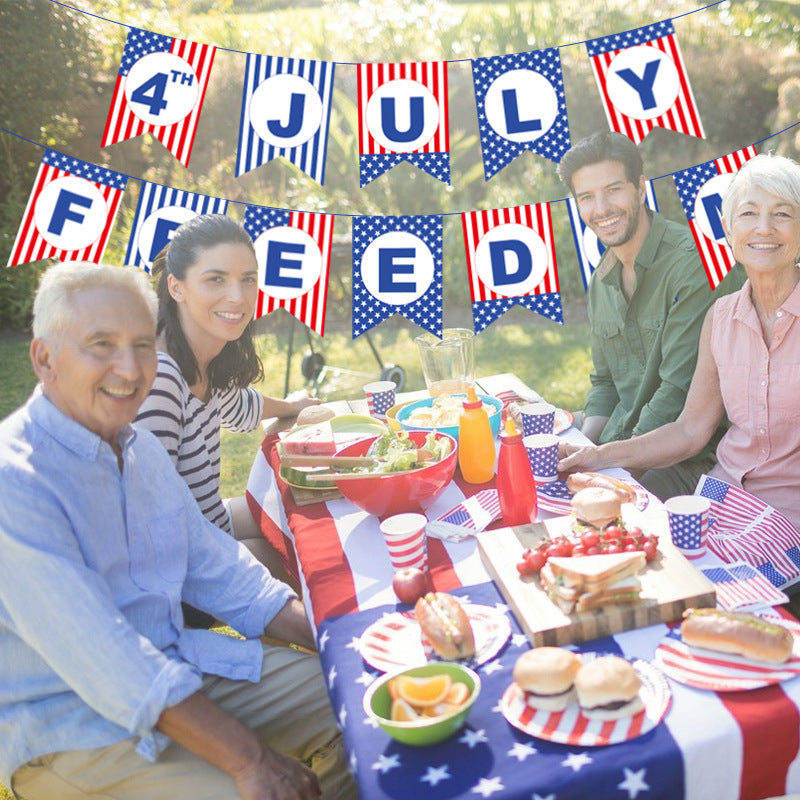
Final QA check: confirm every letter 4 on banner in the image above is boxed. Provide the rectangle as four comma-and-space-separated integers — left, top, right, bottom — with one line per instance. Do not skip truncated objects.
8, 150, 127, 268
243, 206, 334, 337
461, 204, 562, 332
125, 182, 228, 272
102, 27, 215, 167
566, 180, 659, 292
586, 19, 704, 145
236, 55, 335, 185
358, 62, 450, 187
673, 146, 758, 289
351, 215, 443, 338
471, 49, 571, 181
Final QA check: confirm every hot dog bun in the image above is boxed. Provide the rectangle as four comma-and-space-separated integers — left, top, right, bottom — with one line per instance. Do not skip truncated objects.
681, 608, 794, 664
566, 472, 637, 504
414, 592, 476, 661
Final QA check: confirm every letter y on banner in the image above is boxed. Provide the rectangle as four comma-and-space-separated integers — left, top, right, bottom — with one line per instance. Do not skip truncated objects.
673, 146, 758, 288
358, 62, 450, 186
102, 27, 215, 167
587, 20, 704, 144
352, 215, 443, 338
461, 204, 562, 332
8, 150, 127, 268
243, 206, 334, 336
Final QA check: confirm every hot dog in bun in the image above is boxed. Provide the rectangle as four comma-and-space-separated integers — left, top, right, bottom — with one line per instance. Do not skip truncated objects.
681, 608, 794, 664
414, 592, 476, 661
574, 655, 643, 720
567, 472, 637, 505
513, 647, 582, 711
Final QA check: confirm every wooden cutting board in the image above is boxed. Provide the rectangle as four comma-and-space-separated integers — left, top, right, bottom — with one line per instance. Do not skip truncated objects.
477, 515, 716, 647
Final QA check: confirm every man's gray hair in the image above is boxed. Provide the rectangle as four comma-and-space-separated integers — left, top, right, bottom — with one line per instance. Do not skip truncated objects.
722, 153, 800, 229
32, 261, 158, 341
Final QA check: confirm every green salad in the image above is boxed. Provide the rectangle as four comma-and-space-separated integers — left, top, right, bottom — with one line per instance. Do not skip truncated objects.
364, 430, 452, 473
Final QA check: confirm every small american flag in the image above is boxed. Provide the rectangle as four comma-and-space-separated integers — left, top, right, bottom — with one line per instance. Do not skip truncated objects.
700, 563, 789, 612
427, 490, 502, 542
697, 475, 800, 589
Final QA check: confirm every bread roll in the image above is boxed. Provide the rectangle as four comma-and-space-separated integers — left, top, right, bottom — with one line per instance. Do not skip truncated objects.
566, 472, 637, 504
574, 655, 643, 720
513, 647, 581, 711
296, 404, 335, 426
414, 592, 475, 661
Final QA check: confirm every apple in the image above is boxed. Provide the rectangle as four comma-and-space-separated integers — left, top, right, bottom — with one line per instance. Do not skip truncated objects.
392, 567, 429, 604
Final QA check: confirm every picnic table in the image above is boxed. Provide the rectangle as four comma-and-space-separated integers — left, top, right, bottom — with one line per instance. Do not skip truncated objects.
246, 374, 800, 800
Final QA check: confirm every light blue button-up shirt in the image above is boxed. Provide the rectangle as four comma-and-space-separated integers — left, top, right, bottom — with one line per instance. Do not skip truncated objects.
0, 389, 295, 788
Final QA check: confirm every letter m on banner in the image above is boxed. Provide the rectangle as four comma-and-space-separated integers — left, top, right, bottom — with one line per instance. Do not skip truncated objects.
461, 204, 562, 333
243, 206, 334, 336
102, 27, 215, 167
587, 20, 704, 144
8, 150, 127, 268
358, 62, 450, 186
673, 146, 758, 289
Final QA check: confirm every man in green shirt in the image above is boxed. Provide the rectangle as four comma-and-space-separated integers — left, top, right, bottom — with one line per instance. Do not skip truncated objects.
557, 131, 744, 499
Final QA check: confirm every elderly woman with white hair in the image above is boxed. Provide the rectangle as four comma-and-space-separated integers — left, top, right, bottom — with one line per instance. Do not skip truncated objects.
559, 153, 800, 527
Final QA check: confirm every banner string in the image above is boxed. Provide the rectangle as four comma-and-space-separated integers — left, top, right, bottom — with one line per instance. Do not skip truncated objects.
48, 0, 726, 61
3, 121, 799, 220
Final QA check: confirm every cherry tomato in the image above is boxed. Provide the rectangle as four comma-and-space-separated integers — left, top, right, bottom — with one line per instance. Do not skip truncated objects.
581, 531, 600, 549
603, 524, 624, 540
585, 545, 600, 556
516, 561, 528, 575
571, 545, 586, 557
524, 550, 547, 572
547, 543, 570, 559
605, 543, 621, 555
624, 543, 640, 553
643, 541, 658, 562
648, 534, 659, 546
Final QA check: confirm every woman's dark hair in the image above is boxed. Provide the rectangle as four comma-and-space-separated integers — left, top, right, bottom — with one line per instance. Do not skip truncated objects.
151, 214, 264, 391
556, 131, 644, 194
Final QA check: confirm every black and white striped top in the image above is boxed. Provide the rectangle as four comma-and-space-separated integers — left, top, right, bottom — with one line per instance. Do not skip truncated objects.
135, 352, 263, 534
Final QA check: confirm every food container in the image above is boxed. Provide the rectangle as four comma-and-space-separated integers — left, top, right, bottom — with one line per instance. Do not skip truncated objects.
396, 394, 503, 441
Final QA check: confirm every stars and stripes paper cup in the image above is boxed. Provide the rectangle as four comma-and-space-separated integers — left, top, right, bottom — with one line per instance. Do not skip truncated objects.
518, 402, 556, 436
523, 433, 560, 484
363, 380, 396, 420
664, 495, 711, 559
379, 513, 428, 571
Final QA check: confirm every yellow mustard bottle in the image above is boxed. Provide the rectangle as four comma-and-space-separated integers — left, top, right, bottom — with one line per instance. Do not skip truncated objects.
458, 387, 496, 484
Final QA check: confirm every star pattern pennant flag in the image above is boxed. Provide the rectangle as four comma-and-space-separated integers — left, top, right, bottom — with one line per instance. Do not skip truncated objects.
8, 149, 127, 268
673, 146, 758, 289
236, 54, 335, 184
567, 180, 659, 291
587, 19, 705, 144
357, 62, 450, 186
125, 182, 228, 271
461, 203, 562, 332
471, 49, 571, 180
696, 474, 800, 589
351, 215, 443, 338
102, 27, 215, 167
243, 206, 334, 336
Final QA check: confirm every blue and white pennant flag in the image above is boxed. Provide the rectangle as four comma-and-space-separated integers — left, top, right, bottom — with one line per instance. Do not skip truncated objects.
237, 55, 335, 184
351, 215, 443, 338
125, 182, 228, 271
471, 49, 571, 180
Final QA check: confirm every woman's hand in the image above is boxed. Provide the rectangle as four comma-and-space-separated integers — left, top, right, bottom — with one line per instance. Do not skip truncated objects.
291, 394, 322, 416
557, 441, 602, 474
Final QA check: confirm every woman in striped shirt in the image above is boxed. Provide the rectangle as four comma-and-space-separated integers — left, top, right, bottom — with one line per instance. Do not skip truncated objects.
135, 214, 317, 592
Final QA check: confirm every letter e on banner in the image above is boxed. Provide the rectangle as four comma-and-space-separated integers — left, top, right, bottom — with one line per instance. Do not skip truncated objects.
361, 231, 434, 305
33, 176, 108, 251
249, 74, 323, 149
125, 52, 199, 126
254, 226, 323, 300
366, 79, 439, 151
484, 70, 559, 143
475, 224, 547, 296
607, 45, 679, 120
693, 173, 734, 244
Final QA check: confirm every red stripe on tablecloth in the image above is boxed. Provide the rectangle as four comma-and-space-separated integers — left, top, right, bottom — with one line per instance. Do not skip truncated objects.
718, 683, 800, 800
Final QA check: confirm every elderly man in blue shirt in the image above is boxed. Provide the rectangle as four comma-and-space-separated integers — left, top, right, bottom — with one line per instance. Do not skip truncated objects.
0, 262, 356, 800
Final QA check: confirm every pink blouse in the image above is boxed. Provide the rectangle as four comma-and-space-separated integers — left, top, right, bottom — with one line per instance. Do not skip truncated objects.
710, 278, 800, 528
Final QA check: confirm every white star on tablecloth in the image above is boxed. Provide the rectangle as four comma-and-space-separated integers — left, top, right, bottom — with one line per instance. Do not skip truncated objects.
372, 753, 401, 774
618, 767, 650, 798
345, 635, 361, 653
511, 633, 529, 648
327, 664, 337, 689
482, 659, 504, 676
459, 728, 489, 748
420, 764, 451, 786
338, 704, 347, 727
471, 776, 504, 797
317, 629, 329, 652
355, 671, 376, 687
507, 741, 538, 761
562, 751, 593, 772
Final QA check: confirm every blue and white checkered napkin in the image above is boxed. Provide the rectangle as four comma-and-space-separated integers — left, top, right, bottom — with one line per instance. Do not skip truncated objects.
426, 489, 502, 542
699, 562, 789, 612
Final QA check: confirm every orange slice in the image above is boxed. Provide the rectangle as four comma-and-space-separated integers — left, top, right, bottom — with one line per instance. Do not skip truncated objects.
387, 678, 401, 702
444, 681, 470, 706
396, 674, 452, 707
390, 697, 421, 722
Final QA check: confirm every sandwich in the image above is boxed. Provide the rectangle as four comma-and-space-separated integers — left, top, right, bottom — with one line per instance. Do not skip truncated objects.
539, 551, 646, 614
570, 487, 624, 536
512, 647, 582, 712
574, 655, 644, 720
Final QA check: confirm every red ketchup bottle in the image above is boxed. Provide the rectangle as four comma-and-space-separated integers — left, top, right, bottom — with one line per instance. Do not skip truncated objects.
496, 417, 538, 526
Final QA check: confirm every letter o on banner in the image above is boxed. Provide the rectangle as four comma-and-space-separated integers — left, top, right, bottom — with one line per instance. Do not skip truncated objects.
475, 224, 548, 296
360, 231, 434, 305
254, 226, 322, 300
607, 45, 680, 121
34, 177, 108, 251
249, 74, 323, 149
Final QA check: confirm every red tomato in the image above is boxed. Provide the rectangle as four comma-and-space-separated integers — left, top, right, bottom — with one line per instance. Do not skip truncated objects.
547, 543, 570, 558
581, 531, 600, 549
571, 545, 586, 557
516, 561, 528, 575
603, 524, 624, 540
585, 545, 600, 556
627, 526, 643, 539
624, 543, 640, 553
643, 541, 658, 562
524, 550, 547, 572
605, 544, 622, 555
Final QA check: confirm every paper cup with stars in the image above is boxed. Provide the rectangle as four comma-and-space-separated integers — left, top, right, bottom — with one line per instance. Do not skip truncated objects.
664, 495, 711, 559
363, 380, 397, 420
523, 433, 560, 484
518, 402, 556, 436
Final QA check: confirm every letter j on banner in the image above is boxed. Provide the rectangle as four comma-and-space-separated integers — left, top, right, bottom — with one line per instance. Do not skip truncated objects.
102, 27, 215, 167
243, 206, 334, 336
351, 215, 443, 338
8, 150, 127, 268
461, 203, 562, 332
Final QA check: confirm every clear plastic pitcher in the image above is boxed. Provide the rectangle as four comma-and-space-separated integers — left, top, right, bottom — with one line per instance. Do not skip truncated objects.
414, 328, 475, 396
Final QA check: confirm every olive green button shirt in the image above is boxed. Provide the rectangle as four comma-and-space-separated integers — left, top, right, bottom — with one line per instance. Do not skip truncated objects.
584, 211, 745, 455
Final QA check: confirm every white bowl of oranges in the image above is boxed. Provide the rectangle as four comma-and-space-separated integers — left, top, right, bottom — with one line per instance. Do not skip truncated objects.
362, 662, 480, 746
